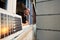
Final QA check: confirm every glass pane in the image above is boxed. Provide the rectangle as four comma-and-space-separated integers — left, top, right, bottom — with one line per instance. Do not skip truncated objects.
26, 0, 29, 8
0, 0, 7, 9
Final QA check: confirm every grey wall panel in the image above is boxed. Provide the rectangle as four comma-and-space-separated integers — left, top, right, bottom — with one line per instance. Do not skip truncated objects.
36, 0, 60, 15
37, 30, 60, 40
36, 0, 47, 2
36, 0, 60, 40
36, 15, 60, 30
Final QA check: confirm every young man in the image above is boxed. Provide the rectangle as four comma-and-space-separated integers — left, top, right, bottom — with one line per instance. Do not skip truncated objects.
16, 2, 30, 25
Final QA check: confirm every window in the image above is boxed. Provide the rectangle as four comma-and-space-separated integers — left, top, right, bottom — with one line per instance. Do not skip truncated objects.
16, 0, 27, 24
26, 0, 29, 8
0, 0, 7, 9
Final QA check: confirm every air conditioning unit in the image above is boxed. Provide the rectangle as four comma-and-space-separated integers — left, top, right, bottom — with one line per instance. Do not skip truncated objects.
0, 8, 22, 39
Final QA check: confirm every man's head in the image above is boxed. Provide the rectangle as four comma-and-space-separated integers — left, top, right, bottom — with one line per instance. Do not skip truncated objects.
24, 8, 30, 16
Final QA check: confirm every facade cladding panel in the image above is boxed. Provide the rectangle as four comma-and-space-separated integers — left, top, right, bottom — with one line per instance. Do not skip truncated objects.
36, 0, 60, 40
